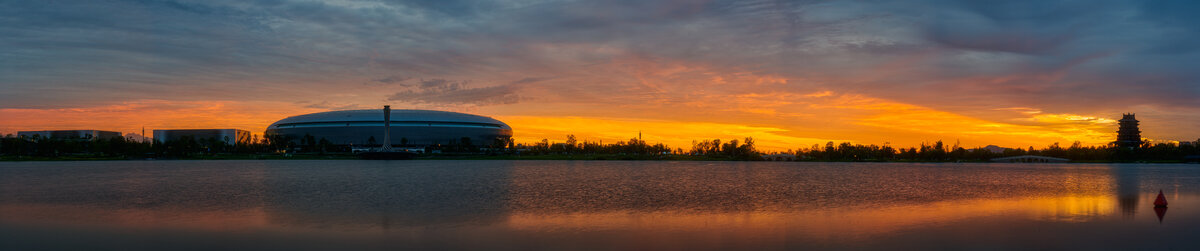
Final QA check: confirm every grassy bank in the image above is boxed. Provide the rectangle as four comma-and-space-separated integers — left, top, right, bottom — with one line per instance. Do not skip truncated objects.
0, 153, 359, 161
420, 153, 748, 161
0, 153, 747, 161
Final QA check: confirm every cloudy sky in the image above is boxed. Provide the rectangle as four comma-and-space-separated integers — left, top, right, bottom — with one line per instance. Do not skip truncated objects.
3, 0, 1199, 151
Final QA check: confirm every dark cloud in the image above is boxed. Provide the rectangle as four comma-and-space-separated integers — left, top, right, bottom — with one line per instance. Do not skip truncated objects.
919, 1, 1111, 54
509, 77, 552, 85
416, 78, 468, 93
302, 101, 364, 110
387, 0, 497, 16
1, 0, 1198, 115
387, 79, 521, 106
366, 75, 412, 86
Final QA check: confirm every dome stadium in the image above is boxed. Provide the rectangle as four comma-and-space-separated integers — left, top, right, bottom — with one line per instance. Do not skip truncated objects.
265, 109, 512, 147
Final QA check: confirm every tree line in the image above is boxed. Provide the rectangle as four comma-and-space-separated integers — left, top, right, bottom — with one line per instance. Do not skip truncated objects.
789, 140, 1200, 162
3, 133, 1198, 162
513, 135, 760, 160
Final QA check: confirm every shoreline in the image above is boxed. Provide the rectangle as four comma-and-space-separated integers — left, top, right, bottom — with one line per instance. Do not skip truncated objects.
2, 154, 1195, 163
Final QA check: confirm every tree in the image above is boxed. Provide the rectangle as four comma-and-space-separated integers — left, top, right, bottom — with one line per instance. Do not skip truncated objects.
303, 134, 316, 152
566, 134, 578, 153
460, 137, 473, 152
318, 138, 332, 153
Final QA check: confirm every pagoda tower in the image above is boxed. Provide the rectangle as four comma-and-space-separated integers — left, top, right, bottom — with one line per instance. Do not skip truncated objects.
1115, 113, 1141, 148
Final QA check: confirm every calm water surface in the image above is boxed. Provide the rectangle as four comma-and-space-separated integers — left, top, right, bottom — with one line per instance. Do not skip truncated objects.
1, 160, 1197, 250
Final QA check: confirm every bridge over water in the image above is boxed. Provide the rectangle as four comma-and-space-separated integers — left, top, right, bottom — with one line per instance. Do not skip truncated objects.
990, 155, 1070, 163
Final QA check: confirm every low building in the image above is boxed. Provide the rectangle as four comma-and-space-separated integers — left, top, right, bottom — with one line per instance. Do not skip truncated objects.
17, 130, 122, 141
1186, 155, 1200, 163
154, 129, 251, 145
762, 154, 796, 161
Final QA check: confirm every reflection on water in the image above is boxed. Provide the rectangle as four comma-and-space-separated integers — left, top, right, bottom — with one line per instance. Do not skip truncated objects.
1115, 166, 1141, 218
506, 195, 1118, 239
1155, 206, 1168, 223
1, 161, 1198, 250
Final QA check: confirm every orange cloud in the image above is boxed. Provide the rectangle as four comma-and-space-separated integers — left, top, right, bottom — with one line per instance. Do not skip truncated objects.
2, 54, 1130, 153
834, 95, 1118, 146
481, 54, 1124, 149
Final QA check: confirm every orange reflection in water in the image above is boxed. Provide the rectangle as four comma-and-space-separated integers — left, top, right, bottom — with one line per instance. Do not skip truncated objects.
0, 195, 1117, 236
0, 162, 1156, 240
0, 204, 271, 231
506, 195, 1116, 239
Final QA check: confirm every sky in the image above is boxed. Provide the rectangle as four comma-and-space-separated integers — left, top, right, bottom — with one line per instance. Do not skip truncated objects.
2, 0, 1200, 152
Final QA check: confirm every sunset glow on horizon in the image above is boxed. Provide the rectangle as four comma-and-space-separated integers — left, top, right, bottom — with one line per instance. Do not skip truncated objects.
3, 0, 1199, 151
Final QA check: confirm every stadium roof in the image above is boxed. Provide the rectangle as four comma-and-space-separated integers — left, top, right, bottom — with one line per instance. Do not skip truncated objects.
268, 109, 510, 129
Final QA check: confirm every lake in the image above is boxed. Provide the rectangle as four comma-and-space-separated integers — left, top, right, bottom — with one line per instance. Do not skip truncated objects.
1, 160, 1197, 250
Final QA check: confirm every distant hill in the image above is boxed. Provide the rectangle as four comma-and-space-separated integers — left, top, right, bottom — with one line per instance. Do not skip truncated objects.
982, 145, 1009, 153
